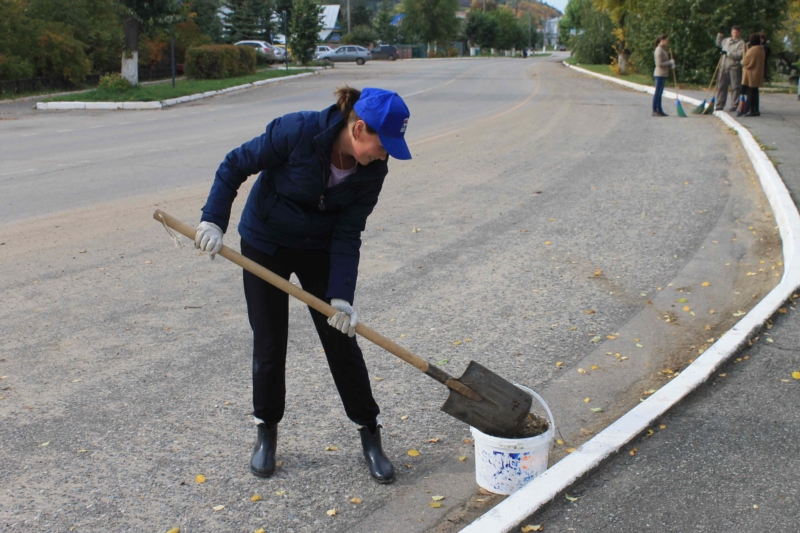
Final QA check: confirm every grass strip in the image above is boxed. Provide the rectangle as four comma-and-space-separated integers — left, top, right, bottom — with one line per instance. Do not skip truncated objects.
44, 68, 312, 102
563, 56, 706, 90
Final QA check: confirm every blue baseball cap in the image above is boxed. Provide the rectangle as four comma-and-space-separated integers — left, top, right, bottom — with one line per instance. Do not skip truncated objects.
354, 88, 411, 160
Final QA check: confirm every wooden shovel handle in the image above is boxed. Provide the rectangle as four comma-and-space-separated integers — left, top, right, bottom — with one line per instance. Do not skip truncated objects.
153, 210, 481, 401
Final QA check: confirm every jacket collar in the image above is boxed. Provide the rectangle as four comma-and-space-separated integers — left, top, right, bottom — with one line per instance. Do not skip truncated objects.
313, 104, 387, 181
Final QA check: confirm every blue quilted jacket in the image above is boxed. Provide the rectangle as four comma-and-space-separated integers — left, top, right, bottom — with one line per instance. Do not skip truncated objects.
200, 104, 388, 303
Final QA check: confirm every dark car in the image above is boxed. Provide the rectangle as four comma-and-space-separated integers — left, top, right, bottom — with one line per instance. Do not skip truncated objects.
370, 45, 398, 61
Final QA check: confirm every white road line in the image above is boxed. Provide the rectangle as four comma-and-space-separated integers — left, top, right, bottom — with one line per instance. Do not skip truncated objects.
1, 168, 37, 177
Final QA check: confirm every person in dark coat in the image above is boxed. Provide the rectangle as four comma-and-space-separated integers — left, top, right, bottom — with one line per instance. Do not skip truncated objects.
195, 86, 411, 484
741, 33, 765, 117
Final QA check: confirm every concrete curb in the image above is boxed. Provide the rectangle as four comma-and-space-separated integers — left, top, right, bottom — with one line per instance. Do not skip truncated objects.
35, 71, 317, 111
459, 63, 800, 533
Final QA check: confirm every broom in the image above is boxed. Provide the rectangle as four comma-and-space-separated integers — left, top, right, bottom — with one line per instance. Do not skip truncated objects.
669, 49, 687, 117
693, 55, 723, 114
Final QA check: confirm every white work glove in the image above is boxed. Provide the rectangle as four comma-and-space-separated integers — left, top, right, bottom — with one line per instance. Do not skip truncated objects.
328, 298, 358, 337
669, 59, 676, 68
194, 221, 224, 259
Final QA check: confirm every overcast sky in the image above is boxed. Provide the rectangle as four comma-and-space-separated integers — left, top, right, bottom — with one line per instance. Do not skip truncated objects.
547, 0, 567, 15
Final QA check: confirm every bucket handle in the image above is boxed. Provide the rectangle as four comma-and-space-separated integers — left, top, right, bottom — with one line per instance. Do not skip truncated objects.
515, 384, 556, 445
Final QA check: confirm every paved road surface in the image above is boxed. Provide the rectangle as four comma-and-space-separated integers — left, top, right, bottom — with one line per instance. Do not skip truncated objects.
0, 56, 782, 532
527, 92, 800, 533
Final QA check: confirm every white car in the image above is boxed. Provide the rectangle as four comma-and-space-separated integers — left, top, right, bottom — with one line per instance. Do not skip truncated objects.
314, 46, 334, 59
318, 45, 372, 65
234, 40, 286, 63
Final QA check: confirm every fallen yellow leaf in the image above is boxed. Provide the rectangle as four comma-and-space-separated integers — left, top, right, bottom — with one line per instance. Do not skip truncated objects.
428, 438, 440, 443
429, 502, 442, 508
166, 529, 180, 533
254, 529, 265, 533
545, 241, 551, 245
565, 494, 578, 502
453, 340, 462, 346
275, 490, 286, 496
577, 368, 587, 374
325, 445, 339, 451
792, 371, 800, 380
458, 456, 467, 461
326, 508, 337, 516
683, 306, 691, 312
251, 494, 262, 502
195, 474, 206, 484
702, 281, 710, 287
565, 447, 576, 453
401, 415, 410, 421
432, 495, 445, 501
521, 525, 544, 532
212, 505, 224, 511
40, 441, 49, 447
585, 309, 595, 314
350, 497, 363, 504
478, 487, 492, 495
590, 365, 598, 370
555, 362, 563, 367
593, 269, 603, 277
629, 447, 637, 456
408, 449, 420, 457
660, 424, 666, 429
584, 398, 590, 403
556, 439, 564, 445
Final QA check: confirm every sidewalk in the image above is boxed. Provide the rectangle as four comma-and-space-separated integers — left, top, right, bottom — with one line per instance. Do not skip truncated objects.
524, 94, 800, 532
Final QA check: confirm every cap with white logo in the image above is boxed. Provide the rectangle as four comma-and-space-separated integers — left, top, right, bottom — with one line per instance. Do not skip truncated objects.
353, 88, 411, 160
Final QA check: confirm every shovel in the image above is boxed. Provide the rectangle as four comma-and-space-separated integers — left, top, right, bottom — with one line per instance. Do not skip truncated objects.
153, 210, 532, 438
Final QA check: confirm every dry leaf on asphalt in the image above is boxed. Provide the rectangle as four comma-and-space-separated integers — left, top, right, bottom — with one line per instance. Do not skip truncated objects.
40, 441, 49, 447
585, 309, 595, 314
401, 415, 410, 421
590, 407, 602, 413
165, 529, 180, 533
326, 508, 337, 516
432, 495, 445, 501
429, 438, 440, 443
629, 447, 638, 456
408, 449, 420, 457
521, 525, 544, 532
590, 365, 598, 370
478, 488, 492, 495
584, 398, 590, 403
555, 362, 563, 367
275, 490, 286, 496
212, 505, 224, 511
429, 502, 442, 508
195, 474, 206, 484
702, 281, 710, 287
590, 336, 602, 343
350, 497, 363, 504
251, 494, 262, 502
458, 456, 467, 461
565, 494, 579, 502
325, 446, 338, 451
566, 448, 576, 453
593, 269, 602, 277
254, 529, 265, 533
791, 371, 800, 380
577, 368, 587, 374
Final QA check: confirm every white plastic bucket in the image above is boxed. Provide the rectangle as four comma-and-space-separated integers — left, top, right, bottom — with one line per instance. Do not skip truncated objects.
470, 385, 555, 495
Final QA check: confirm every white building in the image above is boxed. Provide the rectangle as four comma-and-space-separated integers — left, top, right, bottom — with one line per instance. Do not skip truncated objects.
545, 16, 561, 47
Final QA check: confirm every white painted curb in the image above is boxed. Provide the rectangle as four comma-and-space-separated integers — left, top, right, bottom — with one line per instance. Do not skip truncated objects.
35, 71, 317, 111
460, 63, 800, 533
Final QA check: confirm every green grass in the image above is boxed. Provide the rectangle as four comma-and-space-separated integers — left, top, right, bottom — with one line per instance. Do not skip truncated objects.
563, 56, 705, 90
45, 68, 312, 102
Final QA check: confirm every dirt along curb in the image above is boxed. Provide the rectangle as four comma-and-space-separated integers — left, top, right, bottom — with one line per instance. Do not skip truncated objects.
34, 71, 320, 111
459, 62, 800, 533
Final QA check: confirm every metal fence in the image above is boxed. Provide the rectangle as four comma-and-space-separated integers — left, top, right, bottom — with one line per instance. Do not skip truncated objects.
0, 67, 181, 97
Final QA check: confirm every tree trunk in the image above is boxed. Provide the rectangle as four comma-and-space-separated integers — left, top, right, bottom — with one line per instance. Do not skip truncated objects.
122, 16, 140, 86
618, 52, 626, 74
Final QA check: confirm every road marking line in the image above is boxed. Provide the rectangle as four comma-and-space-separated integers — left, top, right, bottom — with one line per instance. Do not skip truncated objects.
402, 65, 483, 98
408, 78, 540, 148
1, 168, 37, 176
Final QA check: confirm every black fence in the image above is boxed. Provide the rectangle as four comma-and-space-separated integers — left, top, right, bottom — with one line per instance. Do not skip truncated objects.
0, 66, 182, 97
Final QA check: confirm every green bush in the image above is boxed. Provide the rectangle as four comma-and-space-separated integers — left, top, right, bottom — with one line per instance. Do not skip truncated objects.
97, 73, 132, 91
185, 44, 256, 79
0, 55, 35, 80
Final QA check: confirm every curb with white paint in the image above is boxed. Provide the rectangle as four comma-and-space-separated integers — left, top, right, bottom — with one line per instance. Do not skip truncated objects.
35, 71, 317, 111
460, 63, 800, 533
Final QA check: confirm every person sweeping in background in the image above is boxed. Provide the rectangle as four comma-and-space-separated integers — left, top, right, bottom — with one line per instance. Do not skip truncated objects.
194, 86, 411, 484
715, 25, 745, 111
741, 33, 766, 117
652, 34, 675, 117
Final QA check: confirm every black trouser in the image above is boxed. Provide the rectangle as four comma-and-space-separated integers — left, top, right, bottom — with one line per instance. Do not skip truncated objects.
241, 238, 380, 427
744, 85, 760, 114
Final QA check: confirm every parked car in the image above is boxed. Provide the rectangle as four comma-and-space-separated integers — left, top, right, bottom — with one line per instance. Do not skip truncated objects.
370, 45, 398, 61
558, 45, 567, 51
234, 40, 286, 63
317, 45, 372, 65
314, 45, 334, 59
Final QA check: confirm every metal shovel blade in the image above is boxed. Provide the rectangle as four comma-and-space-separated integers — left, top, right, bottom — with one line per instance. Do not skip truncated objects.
440, 361, 533, 438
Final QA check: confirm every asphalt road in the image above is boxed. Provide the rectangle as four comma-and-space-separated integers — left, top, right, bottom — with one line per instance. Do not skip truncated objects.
526, 92, 800, 533
0, 56, 782, 532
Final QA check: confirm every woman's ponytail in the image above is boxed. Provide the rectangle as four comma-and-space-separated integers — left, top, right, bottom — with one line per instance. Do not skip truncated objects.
654, 34, 667, 49
335, 85, 361, 121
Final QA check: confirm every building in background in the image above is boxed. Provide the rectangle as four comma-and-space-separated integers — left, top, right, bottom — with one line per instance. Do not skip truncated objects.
545, 16, 561, 47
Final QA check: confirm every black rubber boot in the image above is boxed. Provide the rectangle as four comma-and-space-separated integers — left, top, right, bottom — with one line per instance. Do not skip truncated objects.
359, 425, 395, 484
250, 423, 277, 478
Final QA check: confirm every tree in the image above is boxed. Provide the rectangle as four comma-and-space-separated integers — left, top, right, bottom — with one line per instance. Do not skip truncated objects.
592, 0, 637, 72
465, 10, 498, 48
402, 0, 459, 53
289, 0, 322, 64
561, 0, 614, 64
225, 0, 259, 42
342, 24, 378, 45
191, 0, 224, 43
490, 7, 524, 51
625, 0, 789, 84
118, 0, 182, 85
374, 0, 399, 44
350, 0, 372, 27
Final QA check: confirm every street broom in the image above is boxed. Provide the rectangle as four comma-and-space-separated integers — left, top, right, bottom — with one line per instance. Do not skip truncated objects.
670, 49, 687, 117
693, 55, 723, 114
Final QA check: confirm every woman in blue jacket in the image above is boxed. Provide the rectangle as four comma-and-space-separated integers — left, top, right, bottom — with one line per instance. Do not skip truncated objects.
195, 86, 411, 484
